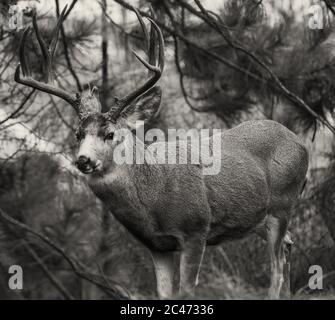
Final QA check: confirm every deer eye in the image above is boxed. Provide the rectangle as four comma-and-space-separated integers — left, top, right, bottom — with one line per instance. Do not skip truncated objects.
104, 132, 114, 141
75, 131, 84, 141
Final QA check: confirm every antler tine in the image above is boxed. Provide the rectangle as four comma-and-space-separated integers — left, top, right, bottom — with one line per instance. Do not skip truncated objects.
148, 4, 156, 66
14, 7, 79, 112
133, 8, 150, 52
148, 23, 156, 67
148, 18, 165, 71
32, 10, 48, 69
19, 27, 31, 77
32, 5, 68, 83
110, 9, 164, 116
15, 65, 78, 107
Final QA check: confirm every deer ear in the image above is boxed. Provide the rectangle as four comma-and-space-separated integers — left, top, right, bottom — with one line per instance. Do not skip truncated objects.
122, 86, 162, 129
91, 86, 99, 98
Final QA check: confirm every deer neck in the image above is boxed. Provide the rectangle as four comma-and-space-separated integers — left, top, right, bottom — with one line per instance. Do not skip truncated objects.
87, 134, 162, 201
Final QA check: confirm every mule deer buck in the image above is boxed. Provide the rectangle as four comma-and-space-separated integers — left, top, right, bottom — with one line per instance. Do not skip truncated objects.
15, 6, 308, 299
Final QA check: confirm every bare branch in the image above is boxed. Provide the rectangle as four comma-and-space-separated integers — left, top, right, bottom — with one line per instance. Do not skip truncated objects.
0, 209, 130, 300
23, 240, 75, 300
55, 0, 82, 92
0, 89, 35, 126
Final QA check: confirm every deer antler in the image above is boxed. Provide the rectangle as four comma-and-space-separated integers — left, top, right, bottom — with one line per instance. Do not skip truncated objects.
109, 7, 164, 118
14, 5, 80, 112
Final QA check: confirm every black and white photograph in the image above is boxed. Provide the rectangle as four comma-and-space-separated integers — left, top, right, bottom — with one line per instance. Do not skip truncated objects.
0, 0, 335, 307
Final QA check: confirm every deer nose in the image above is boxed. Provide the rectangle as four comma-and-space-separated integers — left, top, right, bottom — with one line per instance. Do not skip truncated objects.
75, 155, 91, 169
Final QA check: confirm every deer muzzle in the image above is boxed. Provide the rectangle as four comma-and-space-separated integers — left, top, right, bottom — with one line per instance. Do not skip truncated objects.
75, 155, 95, 174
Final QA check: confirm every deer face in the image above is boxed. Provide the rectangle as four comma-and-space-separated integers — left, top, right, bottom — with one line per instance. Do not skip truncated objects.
14, 6, 164, 176
75, 87, 162, 175
75, 113, 115, 174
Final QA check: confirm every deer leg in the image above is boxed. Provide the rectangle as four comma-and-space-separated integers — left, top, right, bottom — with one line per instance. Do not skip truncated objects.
151, 251, 175, 299
281, 231, 293, 298
266, 215, 288, 299
179, 236, 206, 296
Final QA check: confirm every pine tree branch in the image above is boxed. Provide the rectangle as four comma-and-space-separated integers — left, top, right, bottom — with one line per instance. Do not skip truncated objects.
114, 0, 335, 135
192, 0, 335, 134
